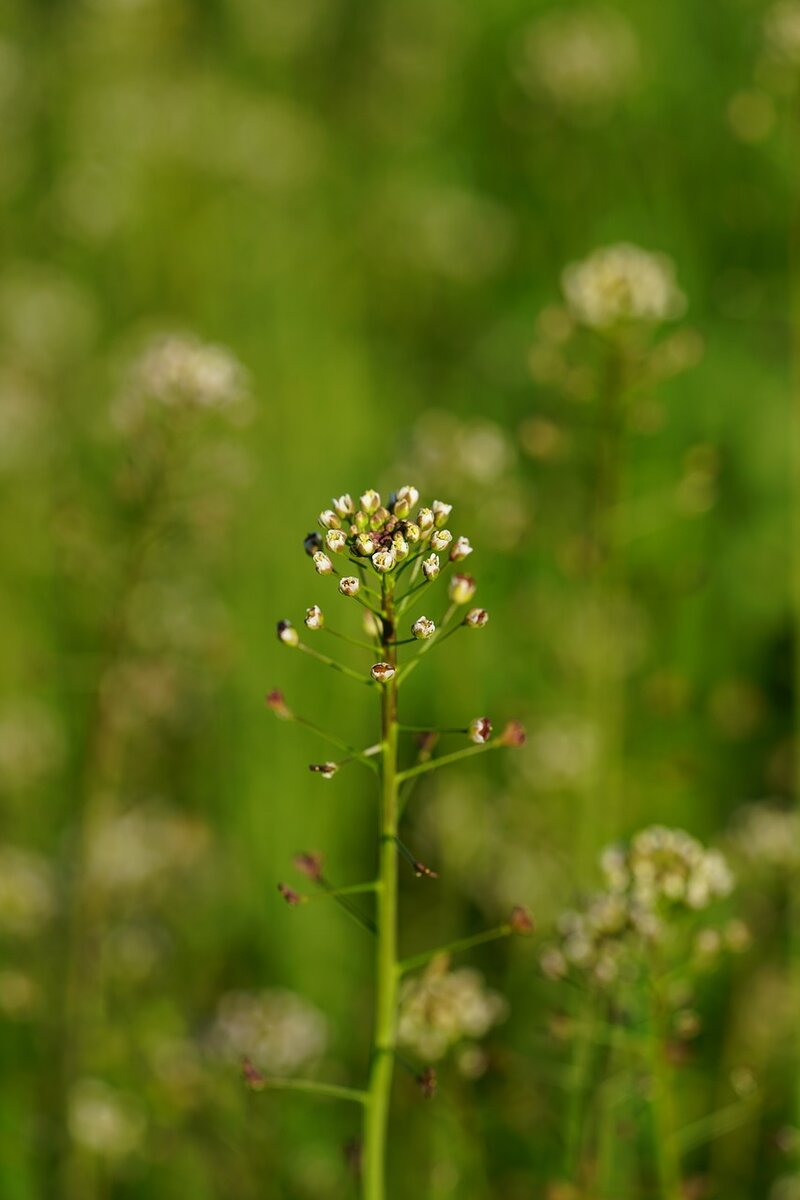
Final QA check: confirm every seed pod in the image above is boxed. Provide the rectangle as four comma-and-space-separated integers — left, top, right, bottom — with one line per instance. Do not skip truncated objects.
304, 605, 324, 631
449, 574, 476, 605
277, 620, 299, 647
464, 608, 489, 628
339, 576, 361, 597
371, 662, 396, 683
411, 616, 436, 640
313, 551, 334, 575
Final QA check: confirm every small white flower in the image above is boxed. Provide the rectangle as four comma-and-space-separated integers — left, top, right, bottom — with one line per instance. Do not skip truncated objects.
304, 606, 324, 631
423, 554, 440, 580
392, 535, 409, 561
319, 510, 341, 530
449, 574, 476, 605
468, 717, 492, 744
313, 552, 333, 575
371, 662, 396, 682
405, 522, 421, 543
450, 536, 473, 562
464, 608, 489, 628
397, 484, 420, 509
332, 494, 354, 518
417, 507, 435, 532
355, 532, 377, 556
360, 489, 381, 514
339, 576, 361, 597
372, 550, 396, 573
277, 620, 299, 647
432, 500, 453, 528
431, 529, 452, 552
326, 529, 347, 554
411, 616, 436, 640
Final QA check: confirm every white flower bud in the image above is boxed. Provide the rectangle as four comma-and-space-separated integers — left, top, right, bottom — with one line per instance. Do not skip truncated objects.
355, 531, 377, 556
371, 662, 396, 682
405, 522, 420, 543
360, 489, 381, 514
464, 608, 489, 628
372, 549, 396, 573
326, 529, 347, 553
422, 554, 440, 580
417, 507, 434, 532
468, 717, 492, 744
313, 551, 333, 575
449, 573, 476, 605
277, 620, 299, 647
304, 605, 324, 631
432, 500, 452, 528
411, 616, 436, 640
397, 484, 419, 509
319, 509, 341, 530
339, 576, 361, 597
431, 529, 452, 552
450, 536, 473, 562
392, 534, 409, 561
333, 494, 354, 518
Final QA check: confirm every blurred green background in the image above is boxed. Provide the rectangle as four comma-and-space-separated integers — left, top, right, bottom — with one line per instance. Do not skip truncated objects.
2, 0, 800, 1196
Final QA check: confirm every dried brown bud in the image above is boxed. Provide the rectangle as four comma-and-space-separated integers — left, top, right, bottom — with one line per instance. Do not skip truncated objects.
499, 720, 526, 747
468, 717, 492, 744
265, 689, 293, 720
464, 608, 489, 629
277, 882, 303, 906
371, 662, 396, 683
413, 859, 439, 880
304, 531, 323, 556
309, 762, 338, 780
509, 906, 534, 935
417, 1067, 437, 1099
293, 851, 324, 881
242, 1057, 266, 1091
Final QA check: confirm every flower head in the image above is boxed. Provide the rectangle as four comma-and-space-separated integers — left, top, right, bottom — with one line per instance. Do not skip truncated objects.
449, 574, 476, 605
468, 717, 492, 744
464, 608, 489, 629
339, 576, 361, 598
411, 616, 436, 640
277, 620, 299, 648
304, 606, 324, 631
562, 243, 685, 329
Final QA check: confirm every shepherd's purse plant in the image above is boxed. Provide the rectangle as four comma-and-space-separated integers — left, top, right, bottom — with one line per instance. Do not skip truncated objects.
260, 486, 530, 1200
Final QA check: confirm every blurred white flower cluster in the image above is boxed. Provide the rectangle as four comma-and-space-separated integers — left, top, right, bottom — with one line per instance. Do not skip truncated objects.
562, 243, 686, 330
540, 827, 735, 987
729, 803, 800, 874
515, 6, 639, 120
0, 845, 55, 938
113, 333, 250, 431
68, 1078, 145, 1159
208, 988, 328, 1076
397, 957, 508, 1061
86, 806, 210, 896
765, 1, 800, 64
0, 699, 64, 791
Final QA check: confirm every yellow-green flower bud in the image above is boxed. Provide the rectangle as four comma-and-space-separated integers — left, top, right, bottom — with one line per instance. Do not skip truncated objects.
392, 533, 409, 561
432, 500, 452, 528
370, 506, 391, 531
449, 573, 476, 605
417, 507, 434, 533
304, 605, 324, 631
405, 522, 420, 543
411, 615, 436, 640
360, 489, 381, 514
354, 510, 370, 532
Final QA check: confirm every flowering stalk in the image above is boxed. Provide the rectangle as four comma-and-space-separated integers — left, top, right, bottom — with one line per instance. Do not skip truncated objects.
268, 487, 529, 1199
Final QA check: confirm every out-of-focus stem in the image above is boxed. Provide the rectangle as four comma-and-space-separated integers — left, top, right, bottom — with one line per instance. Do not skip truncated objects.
362, 575, 400, 1200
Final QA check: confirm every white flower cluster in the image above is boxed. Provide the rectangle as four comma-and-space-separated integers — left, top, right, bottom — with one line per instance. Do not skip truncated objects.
397, 958, 508, 1061
540, 827, 734, 987
0, 845, 55, 938
86, 806, 210, 895
68, 1078, 145, 1159
562, 243, 686, 329
729, 803, 800, 874
765, 1, 800, 64
208, 988, 328, 1076
516, 6, 639, 116
114, 333, 250, 430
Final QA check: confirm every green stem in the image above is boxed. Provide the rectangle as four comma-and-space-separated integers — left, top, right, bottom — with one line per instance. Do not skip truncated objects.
397, 925, 511, 975
259, 1078, 368, 1105
297, 641, 373, 685
362, 575, 400, 1200
396, 742, 497, 784
646, 981, 683, 1200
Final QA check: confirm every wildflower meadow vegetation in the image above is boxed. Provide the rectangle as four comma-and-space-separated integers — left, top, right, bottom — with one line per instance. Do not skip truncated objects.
3, 1, 800, 1198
